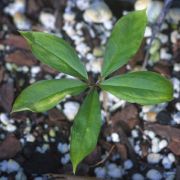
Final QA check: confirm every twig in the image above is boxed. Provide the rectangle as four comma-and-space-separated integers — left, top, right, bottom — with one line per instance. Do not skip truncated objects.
142, 0, 174, 68
90, 145, 115, 167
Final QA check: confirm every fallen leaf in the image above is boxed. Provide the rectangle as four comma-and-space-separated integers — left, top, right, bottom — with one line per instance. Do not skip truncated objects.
0, 135, 21, 159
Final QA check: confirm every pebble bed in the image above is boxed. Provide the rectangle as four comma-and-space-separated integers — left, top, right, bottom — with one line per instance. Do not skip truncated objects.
0, 0, 180, 179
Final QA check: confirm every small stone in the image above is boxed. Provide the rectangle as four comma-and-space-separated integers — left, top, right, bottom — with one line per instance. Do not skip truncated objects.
158, 33, 168, 44
158, 139, 168, 150
25, 134, 35, 142
152, 138, 160, 153
147, 131, 156, 139
175, 103, 180, 111
6, 124, 16, 132
171, 31, 180, 44
146, 169, 162, 180
0, 159, 20, 173
144, 26, 152, 37
111, 133, 120, 143
57, 143, 69, 154
63, 12, 75, 22
39, 11, 55, 30
168, 153, 175, 163
63, 101, 80, 121
13, 12, 31, 30
167, 8, 180, 24
94, 167, 106, 179
15, 171, 27, 180
93, 47, 104, 57
61, 153, 70, 165
76, 0, 90, 11
132, 173, 144, 180
107, 164, 123, 178
83, 2, 112, 23
124, 159, 133, 170
49, 129, 56, 138
131, 129, 139, 138
149, 39, 161, 54
103, 21, 113, 30
162, 156, 172, 169
147, 153, 162, 164
31, 66, 40, 75
160, 48, 172, 60
144, 111, 157, 122
174, 63, 180, 72
0, 113, 9, 125
172, 112, 180, 124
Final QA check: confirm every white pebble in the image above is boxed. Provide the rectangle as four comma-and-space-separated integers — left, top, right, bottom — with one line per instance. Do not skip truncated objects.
162, 156, 172, 169
172, 112, 180, 124
39, 12, 55, 29
158, 139, 168, 150
131, 129, 139, 138
57, 143, 69, 154
124, 159, 133, 170
0, 160, 20, 173
111, 133, 120, 143
61, 153, 70, 165
147, 131, 156, 139
6, 124, 16, 132
31, 66, 40, 75
168, 153, 175, 163
107, 164, 123, 178
132, 173, 144, 180
0, 113, 9, 125
147, 153, 162, 164
146, 169, 162, 180
25, 134, 35, 142
63, 101, 79, 121
94, 167, 106, 179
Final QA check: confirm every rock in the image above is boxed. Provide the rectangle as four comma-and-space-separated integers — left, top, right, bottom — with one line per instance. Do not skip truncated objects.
132, 173, 144, 180
131, 129, 139, 138
146, 169, 162, 180
63, 101, 80, 121
158, 139, 168, 150
111, 133, 120, 143
107, 163, 123, 178
168, 153, 175, 163
0, 159, 20, 173
172, 112, 180, 124
135, 0, 163, 23
147, 153, 162, 164
0, 135, 21, 159
145, 124, 180, 155
57, 143, 69, 154
94, 167, 106, 179
124, 159, 133, 170
167, 8, 180, 24
83, 2, 112, 23
156, 110, 172, 125
144, 111, 157, 122
13, 12, 31, 30
39, 11, 55, 30
162, 156, 172, 169
25, 134, 35, 142
6, 123, 17, 132
149, 39, 161, 55
61, 153, 70, 165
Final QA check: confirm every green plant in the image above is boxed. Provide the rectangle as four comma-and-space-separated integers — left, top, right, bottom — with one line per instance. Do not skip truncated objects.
12, 10, 173, 173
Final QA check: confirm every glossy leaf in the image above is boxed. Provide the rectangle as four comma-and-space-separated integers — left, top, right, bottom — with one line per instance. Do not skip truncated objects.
12, 79, 87, 112
70, 89, 101, 173
20, 31, 88, 81
100, 71, 173, 105
101, 10, 147, 78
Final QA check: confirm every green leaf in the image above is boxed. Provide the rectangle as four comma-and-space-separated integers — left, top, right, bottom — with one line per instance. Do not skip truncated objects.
100, 71, 173, 105
20, 31, 88, 81
70, 89, 101, 173
101, 10, 147, 78
12, 79, 87, 112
